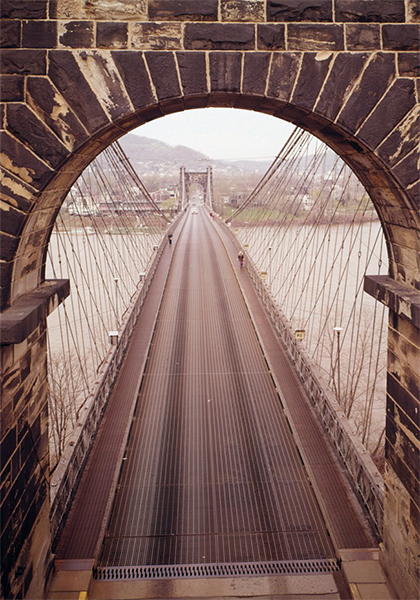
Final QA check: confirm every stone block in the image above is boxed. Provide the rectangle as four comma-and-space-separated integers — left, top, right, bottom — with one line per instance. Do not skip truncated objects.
0, 20, 20, 48
386, 433, 419, 501
358, 79, 416, 150
407, 0, 420, 22
345, 23, 380, 50
7, 104, 69, 169
257, 24, 285, 50
266, 52, 301, 101
336, 0, 405, 23
132, 22, 182, 50
176, 52, 208, 96
184, 23, 255, 50
26, 76, 89, 150
97, 22, 128, 48
0, 201, 25, 238
48, 51, 109, 134
209, 52, 242, 93
0, 49, 46, 75
0, 0, 47, 19
383, 24, 420, 50
386, 411, 419, 479
292, 51, 333, 111
242, 53, 271, 95
398, 52, 420, 77
0, 75, 24, 101
316, 52, 368, 121
338, 52, 395, 134
84, 0, 147, 20
267, 0, 332, 22
58, 21, 94, 48
287, 24, 344, 51
148, 0, 218, 21
145, 52, 181, 100
377, 105, 420, 168
112, 51, 156, 110
221, 0, 265, 22
391, 148, 420, 191
22, 21, 57, 49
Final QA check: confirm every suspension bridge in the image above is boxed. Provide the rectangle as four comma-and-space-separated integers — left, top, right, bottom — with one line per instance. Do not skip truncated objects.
42, 130, 393, 599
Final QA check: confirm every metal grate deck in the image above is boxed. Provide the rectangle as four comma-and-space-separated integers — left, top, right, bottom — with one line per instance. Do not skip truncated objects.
93, 558, 340, 581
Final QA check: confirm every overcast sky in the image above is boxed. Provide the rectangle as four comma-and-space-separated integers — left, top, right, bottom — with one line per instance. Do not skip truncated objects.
132, 107, 296, 161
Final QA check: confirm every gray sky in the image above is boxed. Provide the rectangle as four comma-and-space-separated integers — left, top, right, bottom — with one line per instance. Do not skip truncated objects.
133, 107, 296, 161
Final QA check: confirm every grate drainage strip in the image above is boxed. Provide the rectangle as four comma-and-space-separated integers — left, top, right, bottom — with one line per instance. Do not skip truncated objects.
93, 559, 341, 580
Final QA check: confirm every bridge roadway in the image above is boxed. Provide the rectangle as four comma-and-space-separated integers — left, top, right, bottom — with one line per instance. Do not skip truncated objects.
54, 208, 377, 596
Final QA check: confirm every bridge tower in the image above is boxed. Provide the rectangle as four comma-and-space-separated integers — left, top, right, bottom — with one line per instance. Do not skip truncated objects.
180, 167, 214, 210
0, 2, 419, 599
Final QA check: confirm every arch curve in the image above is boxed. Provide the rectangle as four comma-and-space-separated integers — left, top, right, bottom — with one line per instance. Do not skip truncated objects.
4, 48, 419, 307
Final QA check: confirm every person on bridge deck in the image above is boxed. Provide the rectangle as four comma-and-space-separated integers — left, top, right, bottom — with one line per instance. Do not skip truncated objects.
237, 250, 244, 268
168, 233, 173, 245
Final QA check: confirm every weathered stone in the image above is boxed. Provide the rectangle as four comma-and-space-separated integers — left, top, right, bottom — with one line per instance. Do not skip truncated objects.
407, 0, 420, 22
266, 52, 301, 101
257, 24, 285, 50
391, 149, 420, 191
292, 52, 333, 111
398, 52, 420, 77
377, 105, 420, 167
0, 75, 24, 101
58, 21, 94, 48
26, 77, 88, 151
338, 53, 395, 133
221, 0, 264, 22
145, 52, 181, 100
345, 23, 380, 50
0, 0, 47, 19
50, 0, 82, 19
176, 52, 208, 96
7, 104, 69, 169
383, 24, 420, 50
97, 22, 128, 48
48, 51, 109, 134
76, 51, 133, 121
184, 23, 255, 50
209, 52, 242, 93
358, 79, 416, 150
242, 53, 271, 95
112, 51, 156, 109
287, 24, 344, 51
0, 168, 35, 213
0, 202, 25, 238
22, 21, 57, 49
336, 0, 405, 23
132, 23, 182, 50
0, 50, 46, 75
316, 52, 368, 121
0, 132, 54, 190
267, 0, 332, 22
148, 0, 217, 21
0, 20, 20, 48
84, 0, 147, 20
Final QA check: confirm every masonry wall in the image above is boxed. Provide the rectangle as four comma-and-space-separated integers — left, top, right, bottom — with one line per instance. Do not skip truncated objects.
0, 1, 419, 599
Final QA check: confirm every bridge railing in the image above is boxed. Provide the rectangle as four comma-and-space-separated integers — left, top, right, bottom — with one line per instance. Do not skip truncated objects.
49, 219, 179, 546
222, 220, 384, 536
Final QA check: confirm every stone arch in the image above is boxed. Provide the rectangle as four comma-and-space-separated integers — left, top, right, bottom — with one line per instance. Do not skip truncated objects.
1, 4, 419, 599
3, 50, 418, 309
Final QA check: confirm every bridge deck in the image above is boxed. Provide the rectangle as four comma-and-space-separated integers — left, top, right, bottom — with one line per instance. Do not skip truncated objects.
55, 209, 376, 571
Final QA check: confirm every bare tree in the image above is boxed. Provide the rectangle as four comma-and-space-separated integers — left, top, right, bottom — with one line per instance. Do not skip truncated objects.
48, 350, 87, 471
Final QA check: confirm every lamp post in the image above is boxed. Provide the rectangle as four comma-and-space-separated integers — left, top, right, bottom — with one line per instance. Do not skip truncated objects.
114, 277, 119, 330
333, 326, 343, 402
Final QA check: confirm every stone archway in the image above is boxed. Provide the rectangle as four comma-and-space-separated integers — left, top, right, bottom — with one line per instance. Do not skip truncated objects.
1, 3, 419, 599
